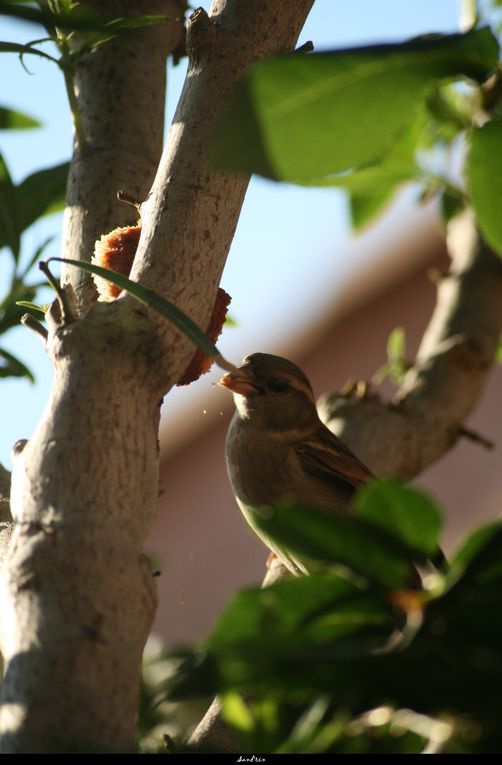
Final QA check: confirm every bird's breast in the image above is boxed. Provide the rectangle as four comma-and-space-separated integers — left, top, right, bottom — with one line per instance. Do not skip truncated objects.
225, 415, 294, 507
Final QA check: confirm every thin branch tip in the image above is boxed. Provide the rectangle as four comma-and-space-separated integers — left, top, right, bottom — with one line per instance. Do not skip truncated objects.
427, 267, 448, 285
20, 313, 48, 341
39, 260, 77, 324
458, 426, 495, 450
117, 189, 142, 213
11, 439, 28, 459
295, 40, 314, 53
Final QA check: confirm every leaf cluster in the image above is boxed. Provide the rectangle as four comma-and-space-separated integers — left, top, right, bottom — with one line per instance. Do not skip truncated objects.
0, 1, 178, 148
0, 1, 175, 65
0, 112, 68, 380
165, 480, 502, 754
211, 25, 502, 243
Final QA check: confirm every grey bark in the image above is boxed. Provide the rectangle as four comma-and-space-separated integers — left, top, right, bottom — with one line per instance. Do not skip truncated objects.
0, 0, 180, 753
0, 464, 12, 563
0, 0, 314, 753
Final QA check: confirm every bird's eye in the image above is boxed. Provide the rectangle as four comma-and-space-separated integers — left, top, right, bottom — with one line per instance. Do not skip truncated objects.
268, 378, 289, 394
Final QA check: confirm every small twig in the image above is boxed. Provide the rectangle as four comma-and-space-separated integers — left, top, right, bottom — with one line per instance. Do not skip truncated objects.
62, 64, 88, 150
39, 261, 74, 324
458, 426, 494, 450
163, 734, 176, 754
427, 267, 447, 285
55, 30, 88, 151
117, 189, 143, 214
482, 67, 502, 114
339, 378, 370, 399
295, 40, 314, 54
11, 439, 28, 459
20, 313, 48, 341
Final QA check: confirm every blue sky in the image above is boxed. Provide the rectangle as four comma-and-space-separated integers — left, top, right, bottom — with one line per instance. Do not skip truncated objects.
0, 0, 461, 466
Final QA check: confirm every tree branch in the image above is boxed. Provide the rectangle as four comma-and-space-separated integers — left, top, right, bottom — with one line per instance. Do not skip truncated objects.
61, 0, 185, 314
0, 1, 182, 753
128, 0, 316, 386
318, 210, 502, 479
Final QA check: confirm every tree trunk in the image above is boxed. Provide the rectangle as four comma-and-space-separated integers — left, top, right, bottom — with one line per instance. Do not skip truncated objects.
0, 0, 314, 753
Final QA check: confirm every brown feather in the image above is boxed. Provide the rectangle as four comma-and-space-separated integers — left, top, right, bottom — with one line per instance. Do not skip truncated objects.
294, 423, 373, 495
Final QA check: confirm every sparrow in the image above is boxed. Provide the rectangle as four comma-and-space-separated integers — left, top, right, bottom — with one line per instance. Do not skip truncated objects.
219, 353, 376, 576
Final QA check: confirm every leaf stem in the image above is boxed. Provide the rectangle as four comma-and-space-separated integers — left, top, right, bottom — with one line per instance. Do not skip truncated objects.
60, 60, 88, 150
52, 18, 88, 150
39, 260, 74, 323
47, 256, 237, 371
117, 189, 143, 215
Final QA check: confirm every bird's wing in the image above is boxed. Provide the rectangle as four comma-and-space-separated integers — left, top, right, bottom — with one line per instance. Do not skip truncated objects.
294, 423, 373, 493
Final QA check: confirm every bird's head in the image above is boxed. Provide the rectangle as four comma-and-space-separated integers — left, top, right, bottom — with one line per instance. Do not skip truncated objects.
219, 353, 318, 435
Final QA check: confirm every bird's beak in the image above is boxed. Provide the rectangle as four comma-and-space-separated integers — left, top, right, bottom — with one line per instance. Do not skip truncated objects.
219, 366, 260, 395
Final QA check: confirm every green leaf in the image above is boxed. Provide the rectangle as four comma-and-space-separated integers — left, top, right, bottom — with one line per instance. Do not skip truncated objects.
349, 187, 398, 230
96, 14, 173, 36
0, 284, 36, 334
207, 573, 390, 650
251, 501, 420, 587
276, 696, 333, 754
103, 14, 173, 31
321, 107, 425, 229
300, 101, 426, 192
354, 479, 442, 559
0, 105, 41, 130
170, 522, 502, 747
0, 163, 68, 252
220, 694, 285, 751
220, 692, 255, 733
424, 83, 473, 145
0, 40, 58, 64
16, 162, 69, 234
0, 152, 20, 260
0, 2, 170, 38
439, 187, 465, 225
50, 257, 235, 370
0, 2, 102, 32
0, 347, 34, 382
75, 14, 174, 55
210, 28, 498, 182
496, 333, 502, 363
448, 522, 502, 582
169, 573, 395, 700
387, 327, 405, 363
15, 300, 47, 316
374, 327, 408, 385
467, 119, 502, 255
